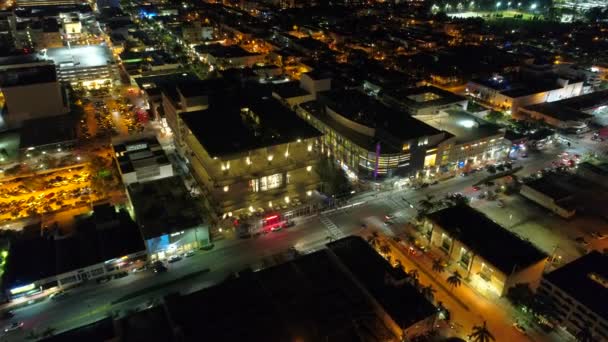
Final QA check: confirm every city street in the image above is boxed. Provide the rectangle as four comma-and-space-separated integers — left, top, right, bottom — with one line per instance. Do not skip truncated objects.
0, 135, 600, 341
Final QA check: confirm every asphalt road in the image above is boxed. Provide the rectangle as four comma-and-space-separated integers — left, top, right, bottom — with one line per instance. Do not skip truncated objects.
0, 140, 579, 341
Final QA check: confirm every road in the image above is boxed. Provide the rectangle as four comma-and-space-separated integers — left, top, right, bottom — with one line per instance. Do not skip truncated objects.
0, 138, 587, 341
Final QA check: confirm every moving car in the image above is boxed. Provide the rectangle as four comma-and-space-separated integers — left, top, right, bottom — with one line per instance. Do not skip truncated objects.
184, 250, 195, 258
50, 290, 67, 300
3, 322, 23, 333
152, 262, 168, 273
168, 255, 182, 263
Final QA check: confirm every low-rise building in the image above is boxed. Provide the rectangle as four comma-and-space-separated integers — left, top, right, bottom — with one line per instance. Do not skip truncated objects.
2, 205, 146, 299
425, 205, 547, 297
520, 177, 577, 219
382, 85, 468, 116
577, 159, 608, 190
537, 251, 608, 341
193, 44, 265, 70
127, 176, 210, 262
112, 136, 174, 185
414, 109, 507, 173
467, 75, 584, 114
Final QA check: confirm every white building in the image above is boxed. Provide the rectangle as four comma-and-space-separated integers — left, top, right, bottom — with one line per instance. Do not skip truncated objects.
112, 136, 174, 185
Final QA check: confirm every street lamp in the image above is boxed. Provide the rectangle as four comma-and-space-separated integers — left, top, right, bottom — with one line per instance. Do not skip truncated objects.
530, 3, 537, 9
496, 1, 501, 8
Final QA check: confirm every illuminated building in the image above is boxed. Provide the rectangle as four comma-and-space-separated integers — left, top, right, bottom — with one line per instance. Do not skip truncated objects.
127, 177, 210, 262
178, 96, 322, 214
467, 74, 584, 114
414, 109, 507, 172
538, 252, 608, 340
424, 205, 547, 297
2, 205, 146, 299
382, 85, 469, 116
296, 90, 445, 179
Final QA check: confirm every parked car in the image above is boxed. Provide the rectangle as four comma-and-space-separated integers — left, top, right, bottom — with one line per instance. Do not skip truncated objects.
50, 290, 67, 300
513, 322, 527, 334
283, 220, 296, 228
184, 250, 195, 258
168, 255, 182, 263
1, 311, 14, 320
152, 262, 168, 273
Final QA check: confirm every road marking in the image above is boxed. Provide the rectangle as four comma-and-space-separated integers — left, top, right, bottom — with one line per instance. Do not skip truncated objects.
320, 215, 344, 240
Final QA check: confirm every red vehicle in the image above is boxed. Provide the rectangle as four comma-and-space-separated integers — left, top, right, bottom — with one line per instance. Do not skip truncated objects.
262, 214, 282, 231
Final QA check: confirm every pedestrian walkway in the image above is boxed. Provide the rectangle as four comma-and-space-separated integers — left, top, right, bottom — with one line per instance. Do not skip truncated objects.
320, 215, 344, 239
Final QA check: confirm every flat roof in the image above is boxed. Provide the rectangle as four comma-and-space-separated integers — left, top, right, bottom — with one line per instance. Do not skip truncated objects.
522, 102, 593, 122
19, 114, 76, 149
134, 72, 199, 91
418, 109, 503, 144
544, 251, 608, 319
578, 160, 608, 177
271, 81, 310, 98
127, 176, 201, 240
0, 63, 57, 87
180, 97, 321, 157
44, 45, 114, 69
194, 44, 258, 58
164, 248, 395, 341
328, 236, 436, 328
553, 89, 608, 111
42, 317, 116, 342
3, 208, 144, 288
524, 176, 574, 201
113, 136, 170, 174
321, 89, 442, 143
427, 205, 547, 274
383, 85, 466, 109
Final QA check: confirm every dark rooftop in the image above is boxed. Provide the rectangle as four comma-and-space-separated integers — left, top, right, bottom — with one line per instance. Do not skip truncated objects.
19, 114, 76, 149
524, 176, 574, 201
3, 208, 144, 289
320, 89, 442, 143
328, 236, 436, 329
272, 80, 310, 98
544, 251, 608, 319
41, 317, 116, 342
194, 44, 258, 58
0, 63, 57, 87
383, 85, 466, 110
180, 96, 321, 157
127, 176, 201, 240
165, 246, 397, 342
427, 205, 547, 274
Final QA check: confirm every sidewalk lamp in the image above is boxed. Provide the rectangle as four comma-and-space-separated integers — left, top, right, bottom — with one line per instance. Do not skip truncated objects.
530, 3, 537, 9
496, 1, 501, 8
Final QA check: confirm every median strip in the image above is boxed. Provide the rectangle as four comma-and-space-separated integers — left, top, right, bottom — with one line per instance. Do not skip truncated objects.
111, 268, 210, 305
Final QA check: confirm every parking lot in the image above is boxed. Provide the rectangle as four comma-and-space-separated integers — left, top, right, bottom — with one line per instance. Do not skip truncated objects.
0, 165, 105, 223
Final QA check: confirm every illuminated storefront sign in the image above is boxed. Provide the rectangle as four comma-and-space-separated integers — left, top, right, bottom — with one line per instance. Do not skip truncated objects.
10, 283, 36, 295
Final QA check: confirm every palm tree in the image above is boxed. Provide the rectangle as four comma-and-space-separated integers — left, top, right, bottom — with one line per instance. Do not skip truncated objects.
367, 231, 380, 248
575, 327, 596, 342
432, 258, 445, 273
379, 243, 391, 256
421, 284, 436, 302
447, 271, 462, 289
407, 269, 420, 288
468, 321, 495, 342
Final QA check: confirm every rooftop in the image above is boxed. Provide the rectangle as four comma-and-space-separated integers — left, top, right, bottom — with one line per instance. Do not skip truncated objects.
524, 176, 575, 201
544, 251, 608, 319
272, 81, 310, 99
417, 109, 503, 144
383, 86, 466, 109
0, 63, 57, 87
164, 245, 400, 341
43, 45, 114, 69
522, 102, 593, 122
19, 114, 76, 149
3, 207, 144, 289
113, 136, 170, 174
127, 176, 201, 240
320, 89, 442, 143
427, 205, 547, 274
194, 44, 258, 58
328, 236, 437, 328
180, 96, 321, 157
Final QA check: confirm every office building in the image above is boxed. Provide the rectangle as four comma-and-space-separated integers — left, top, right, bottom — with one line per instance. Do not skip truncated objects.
41, 45, 120, 87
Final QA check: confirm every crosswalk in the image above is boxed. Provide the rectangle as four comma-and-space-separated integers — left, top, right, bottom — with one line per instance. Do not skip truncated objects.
320, 215, 344, 239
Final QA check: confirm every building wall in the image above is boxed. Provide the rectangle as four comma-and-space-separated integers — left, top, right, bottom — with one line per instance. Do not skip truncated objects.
519, 185, 576, 218
538, 278, 608, 340
503, 258, 547, 292
300, 74, 331, 97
